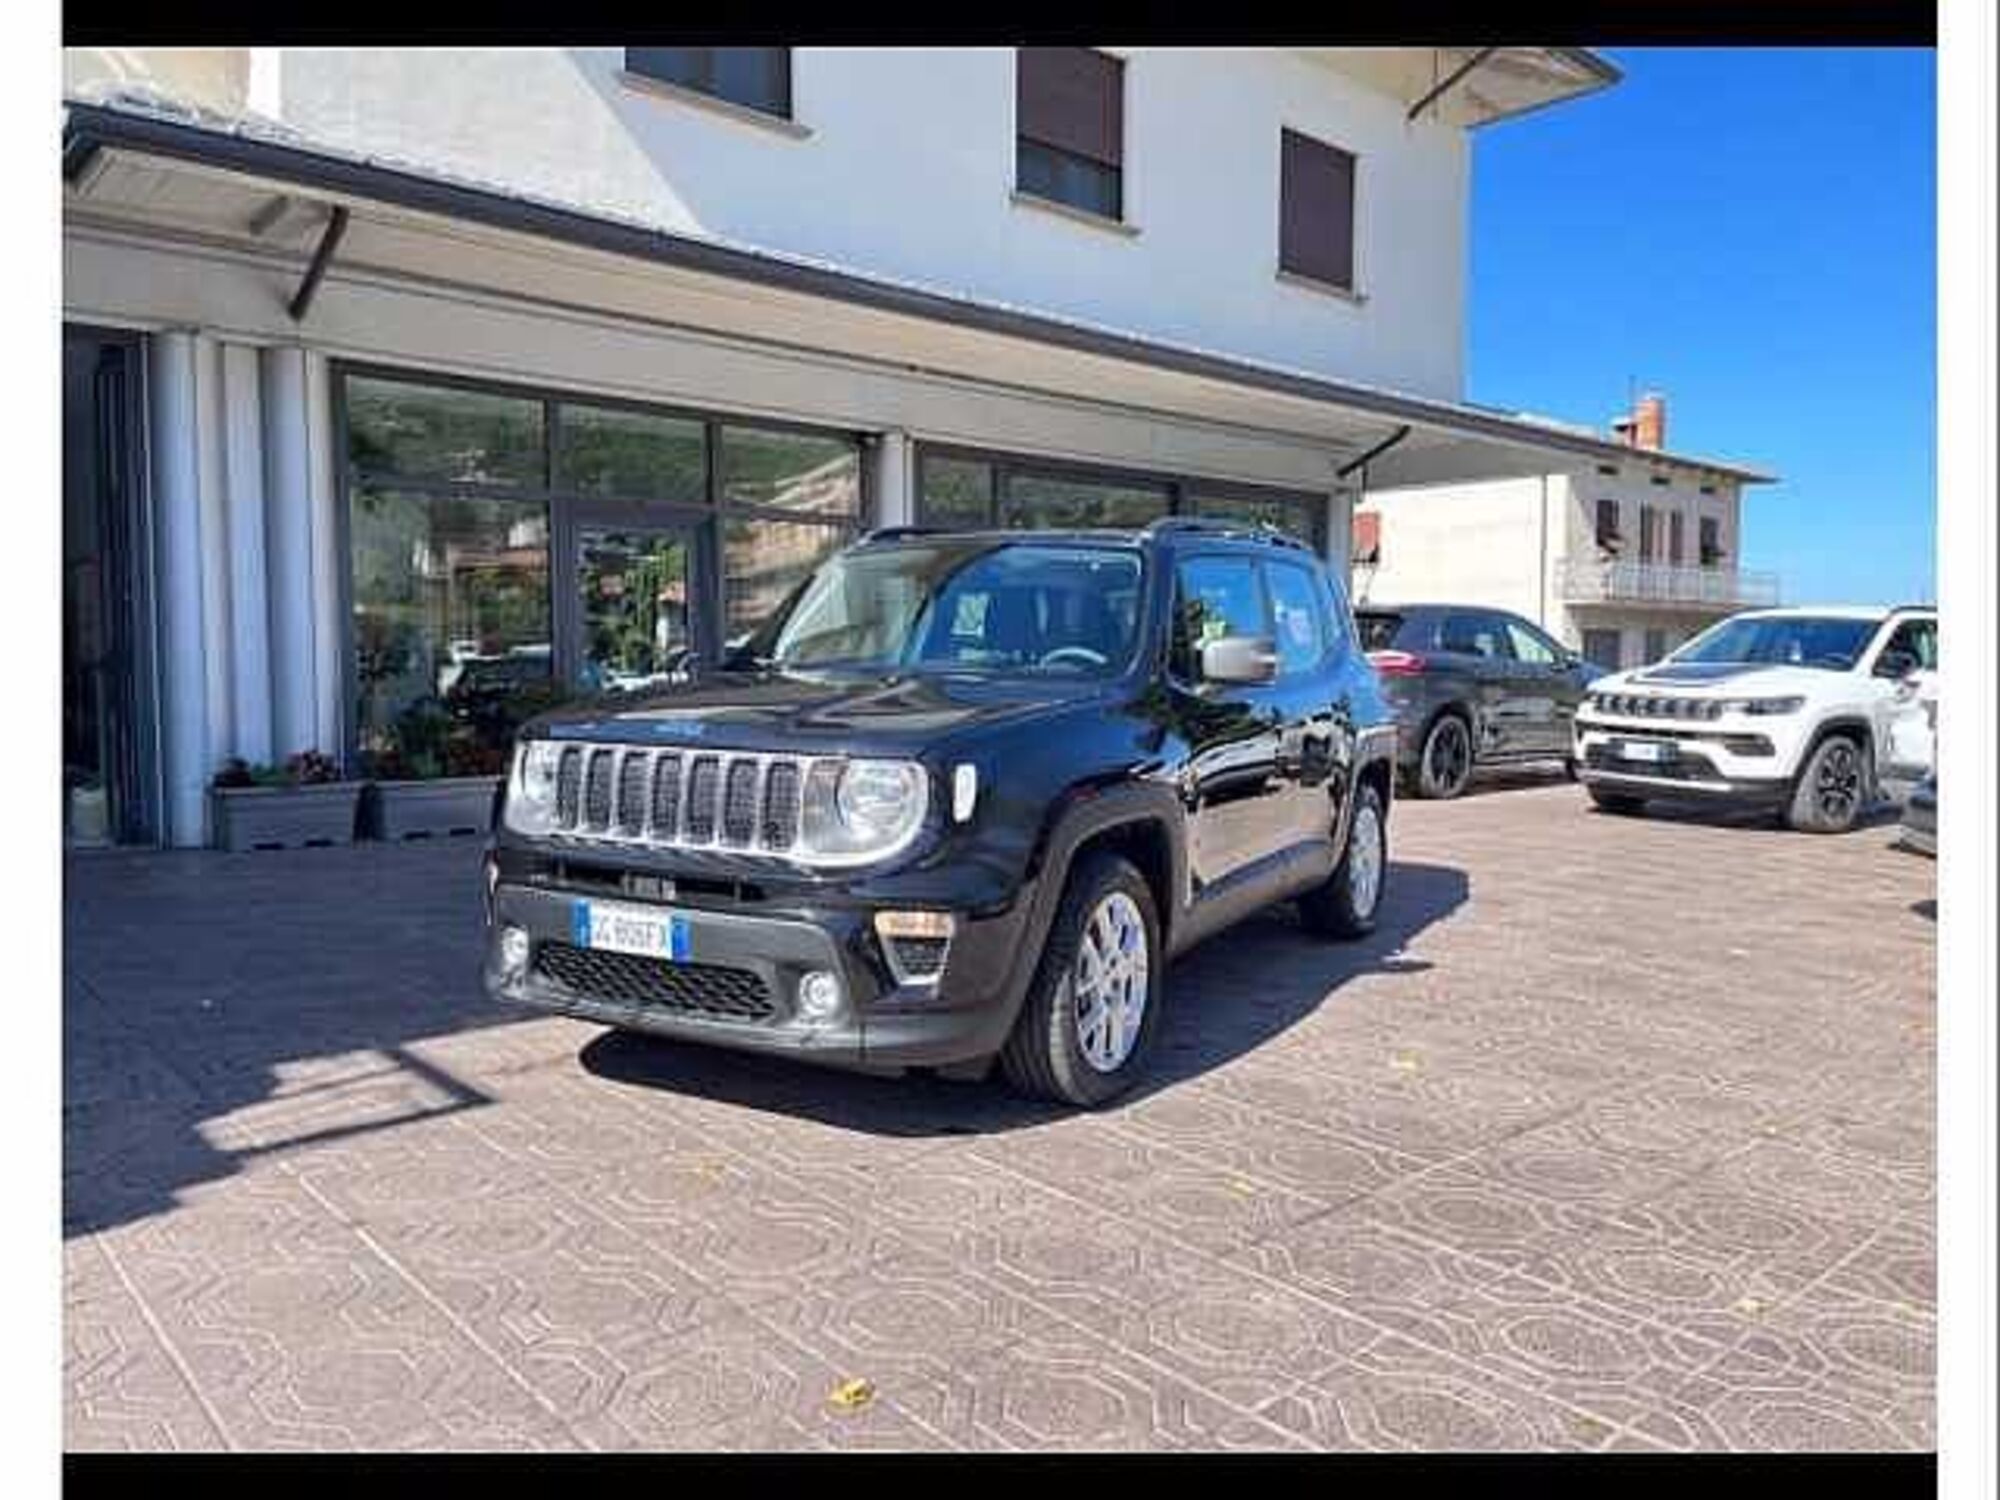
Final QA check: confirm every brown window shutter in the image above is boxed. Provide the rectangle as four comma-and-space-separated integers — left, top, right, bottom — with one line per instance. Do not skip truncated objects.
1352, 510, 1381, 563
1280, 129, 1356, 290
1018, 48, 1123, 167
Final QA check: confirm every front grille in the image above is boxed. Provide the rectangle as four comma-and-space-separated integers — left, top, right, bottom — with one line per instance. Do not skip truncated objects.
1590, 692, 1721, 722
885, 934, 950, 981
532, 941, 777, 1021
539, 741, 827, 858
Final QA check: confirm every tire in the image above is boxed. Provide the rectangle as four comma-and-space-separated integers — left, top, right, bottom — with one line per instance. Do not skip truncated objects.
1587, 786, 1647, 816
1786, 733, 1869, 834
1299, 782, 1388, 939
999, 852, 1163, 1108
1413, 712, 1474, 799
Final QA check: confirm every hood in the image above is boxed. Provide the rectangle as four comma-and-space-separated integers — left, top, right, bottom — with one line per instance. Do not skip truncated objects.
1605, 660, 1811, 695
528, 664, 1114, 757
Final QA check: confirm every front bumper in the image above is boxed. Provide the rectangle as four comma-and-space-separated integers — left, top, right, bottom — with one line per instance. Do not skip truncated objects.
482, 876, 1041, 1071
1897, 784, 1936, 857
1574, 711, 1800, 803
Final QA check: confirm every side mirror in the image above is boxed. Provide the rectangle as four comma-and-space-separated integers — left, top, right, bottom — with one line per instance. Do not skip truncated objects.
1200, 634, 1278, 685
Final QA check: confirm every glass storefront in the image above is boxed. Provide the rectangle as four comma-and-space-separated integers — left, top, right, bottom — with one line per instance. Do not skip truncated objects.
915, 445, 1325, 549
341, 369, 862, 773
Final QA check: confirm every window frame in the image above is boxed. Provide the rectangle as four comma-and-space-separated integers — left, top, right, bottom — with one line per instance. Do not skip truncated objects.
914, 441, 1328, 554
333, 362, 868, 765
1013, 47, 1128, 226
622, 47, 796, 125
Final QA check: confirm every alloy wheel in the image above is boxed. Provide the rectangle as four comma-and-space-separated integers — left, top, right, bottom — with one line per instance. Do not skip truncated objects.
1816, 741, 1862, 822
1347, 801, 1384, 919
1424, 718, 1471, 796
1069, 891, 1150, 1074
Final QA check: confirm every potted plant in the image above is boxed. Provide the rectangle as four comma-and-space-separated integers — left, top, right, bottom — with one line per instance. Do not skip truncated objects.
209, 750, 362, 851
364, 678, 567, 840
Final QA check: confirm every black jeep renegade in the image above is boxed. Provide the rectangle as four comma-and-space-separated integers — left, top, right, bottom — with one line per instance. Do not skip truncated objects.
483, 518, 1398, 1106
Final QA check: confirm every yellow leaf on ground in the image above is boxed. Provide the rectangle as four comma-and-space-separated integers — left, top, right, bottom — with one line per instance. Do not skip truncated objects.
829, 1377, 875, 1411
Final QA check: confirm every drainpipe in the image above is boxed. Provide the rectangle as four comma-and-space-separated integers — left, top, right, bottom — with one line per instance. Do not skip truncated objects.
1538, 474, 1550, 629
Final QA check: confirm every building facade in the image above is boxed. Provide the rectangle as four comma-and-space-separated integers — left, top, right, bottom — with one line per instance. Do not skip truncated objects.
1354, 395, 1777, 670
63, 45, 1765, 847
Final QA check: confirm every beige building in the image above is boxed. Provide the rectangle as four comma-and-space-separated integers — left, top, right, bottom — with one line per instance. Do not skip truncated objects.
1353, 394, 1778, 670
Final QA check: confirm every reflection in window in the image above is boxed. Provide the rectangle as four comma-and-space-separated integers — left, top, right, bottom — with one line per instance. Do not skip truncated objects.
719, 426, 860, 518
1172, 556, 1265, 678
557, 403, 707, 504
1190, 490, 1320, 547
919, 456, 996, 529
1265, 561, 1330, 675
344, 376, 544, 487
724, 516, 847, 640
1003, 474, 1168, 531
349, 487, 552, 778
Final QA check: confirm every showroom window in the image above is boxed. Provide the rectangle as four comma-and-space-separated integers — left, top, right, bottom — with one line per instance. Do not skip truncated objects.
341, 370, 861, 774
915, 446, 1325, 551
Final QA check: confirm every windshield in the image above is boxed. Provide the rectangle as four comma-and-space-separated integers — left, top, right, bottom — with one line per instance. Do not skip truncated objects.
761, 542, 1146, 677
1669, 614, 1879, 671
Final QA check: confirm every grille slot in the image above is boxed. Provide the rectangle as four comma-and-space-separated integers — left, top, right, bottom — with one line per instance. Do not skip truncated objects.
616, 753, 650, 836
532, 942, 777, 1022
886, 934, 950, 981
537, 743, 826, 858
685, 756, 721, 842
583, 749, 614, 830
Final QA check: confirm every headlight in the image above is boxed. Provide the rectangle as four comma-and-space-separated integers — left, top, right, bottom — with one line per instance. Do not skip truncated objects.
800, 758, 928, 865
504, 739, 564, 835
1716, 696, 1806, 717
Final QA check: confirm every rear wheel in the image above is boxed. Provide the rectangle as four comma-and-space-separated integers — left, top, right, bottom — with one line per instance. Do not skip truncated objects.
1786, 733, 1868, 834
1587, 786, 1647, 816
1414, 713, 1473, 800
999, 852, 1162, 1107
1299, 782, 1387, 939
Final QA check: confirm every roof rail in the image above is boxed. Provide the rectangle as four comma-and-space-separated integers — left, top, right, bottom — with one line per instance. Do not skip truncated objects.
1142, 516, 1313, 552
856, 525, 945, 544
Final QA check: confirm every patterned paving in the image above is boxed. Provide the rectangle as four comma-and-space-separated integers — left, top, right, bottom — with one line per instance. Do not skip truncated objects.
63, 780, 1935, 1450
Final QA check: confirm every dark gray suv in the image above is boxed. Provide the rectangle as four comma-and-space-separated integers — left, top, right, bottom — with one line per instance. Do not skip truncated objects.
1356, 603, 1601, 799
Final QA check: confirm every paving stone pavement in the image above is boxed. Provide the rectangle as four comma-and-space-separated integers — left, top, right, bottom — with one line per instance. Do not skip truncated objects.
62, 779, 1936, 1451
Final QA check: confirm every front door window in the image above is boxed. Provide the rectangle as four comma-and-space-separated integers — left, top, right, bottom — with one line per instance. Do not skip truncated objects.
576, 526, 697, 694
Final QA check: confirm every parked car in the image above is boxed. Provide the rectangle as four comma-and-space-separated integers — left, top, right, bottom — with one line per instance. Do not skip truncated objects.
1897, 773, 1935, 858
1574, 604, 1938, 833
483, 519, 1399, 1106
1355, 603, 1600, 799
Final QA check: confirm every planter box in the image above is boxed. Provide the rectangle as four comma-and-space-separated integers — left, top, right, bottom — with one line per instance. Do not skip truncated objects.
210, 782, 363, 851
365, 776, 502, 841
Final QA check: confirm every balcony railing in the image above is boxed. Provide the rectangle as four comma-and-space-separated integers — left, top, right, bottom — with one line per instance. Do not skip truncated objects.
1558, 557, 1779, 610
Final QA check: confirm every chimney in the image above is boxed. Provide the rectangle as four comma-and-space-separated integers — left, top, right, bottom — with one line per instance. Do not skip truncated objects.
1633, 392, 1666, 451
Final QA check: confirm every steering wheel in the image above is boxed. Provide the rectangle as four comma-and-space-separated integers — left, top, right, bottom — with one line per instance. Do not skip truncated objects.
1040, 645, 1109, 670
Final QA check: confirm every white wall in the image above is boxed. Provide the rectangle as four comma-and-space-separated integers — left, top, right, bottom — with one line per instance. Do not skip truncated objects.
1352, 476, 1548, 625
266, 47, 1469, 400
1557, 467, 1743, 567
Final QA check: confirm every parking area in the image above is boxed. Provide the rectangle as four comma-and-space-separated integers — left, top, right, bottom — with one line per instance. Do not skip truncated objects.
63, 780, 1934, 1452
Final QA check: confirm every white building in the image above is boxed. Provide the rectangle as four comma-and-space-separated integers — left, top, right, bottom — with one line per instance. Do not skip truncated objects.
1353, 393, 1777, 671
60, 45, 1766, 846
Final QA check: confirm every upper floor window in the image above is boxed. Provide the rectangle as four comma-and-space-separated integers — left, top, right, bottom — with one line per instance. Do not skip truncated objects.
1668, 510, 1686, 565
1699, 515, 1725, 567
1638, 505, 1661, 562
1594, 499, 1623, 552
1279, 128, 1357, 294
1015, 47, 1124, 222
625, 48, 793, 120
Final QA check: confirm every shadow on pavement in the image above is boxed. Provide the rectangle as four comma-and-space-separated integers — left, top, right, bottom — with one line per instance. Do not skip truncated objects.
579, 858, 1470, 1137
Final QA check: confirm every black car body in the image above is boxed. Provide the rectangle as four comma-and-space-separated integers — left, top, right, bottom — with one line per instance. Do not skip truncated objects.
1354, 603, 1600, 798
1898, 773, 1935, 857
482, 520, 1399, 1105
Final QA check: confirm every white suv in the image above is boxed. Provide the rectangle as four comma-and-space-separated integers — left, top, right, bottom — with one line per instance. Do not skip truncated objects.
1573, 605, 1938, 833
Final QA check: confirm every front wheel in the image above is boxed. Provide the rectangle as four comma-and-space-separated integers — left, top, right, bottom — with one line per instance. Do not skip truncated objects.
1299, 782, 1387, 939
999, 852, 1163, 1107
1786, 734, 1868, 834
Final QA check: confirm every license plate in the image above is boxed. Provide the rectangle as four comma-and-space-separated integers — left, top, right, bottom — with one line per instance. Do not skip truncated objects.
572, 900, 690, 962
1614, 739, 1676, 765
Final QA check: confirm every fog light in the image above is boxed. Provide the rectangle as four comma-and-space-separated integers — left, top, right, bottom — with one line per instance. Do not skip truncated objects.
797, 969, 844, 1022
499, 924, 532, 978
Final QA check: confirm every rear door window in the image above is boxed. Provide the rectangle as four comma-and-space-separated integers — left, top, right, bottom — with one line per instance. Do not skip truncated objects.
1263, 560, 1332, 677
1354, 611, 1404, 652
1439, 612, 1510, 660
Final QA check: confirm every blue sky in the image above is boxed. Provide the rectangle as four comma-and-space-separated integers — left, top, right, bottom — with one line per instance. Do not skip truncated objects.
1467, 48, 1936, 606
